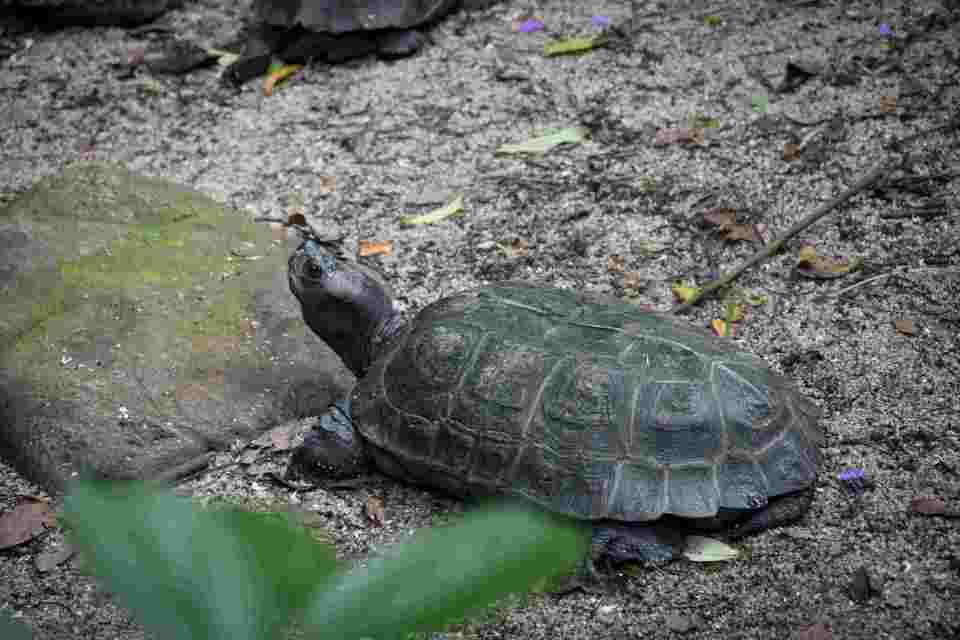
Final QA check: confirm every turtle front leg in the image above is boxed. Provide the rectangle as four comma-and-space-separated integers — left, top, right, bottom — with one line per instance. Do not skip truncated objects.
290, 398, 369, 479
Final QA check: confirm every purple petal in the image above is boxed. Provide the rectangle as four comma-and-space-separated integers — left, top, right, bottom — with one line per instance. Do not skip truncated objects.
518, 18, 545, 33
879, 23, 892, 36
592, 15, 610, 29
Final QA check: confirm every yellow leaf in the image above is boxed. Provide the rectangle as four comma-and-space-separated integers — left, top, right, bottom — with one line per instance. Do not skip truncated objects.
711, 319, 728, 337
400, 195, 465, 226
672, 282, 700, 303
543, 35, 607, 56
495, 127, 588, 157
725, 302, 744, 322
263, 63, 303, 96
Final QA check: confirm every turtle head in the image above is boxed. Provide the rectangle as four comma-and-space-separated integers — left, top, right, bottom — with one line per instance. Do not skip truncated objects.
289, 239, 402, 377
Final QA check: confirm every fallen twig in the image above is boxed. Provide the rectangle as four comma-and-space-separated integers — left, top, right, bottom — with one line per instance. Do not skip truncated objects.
672, 158, 895, 313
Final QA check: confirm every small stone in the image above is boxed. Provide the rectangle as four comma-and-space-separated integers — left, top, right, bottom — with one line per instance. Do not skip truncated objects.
596, 604, 619, 624
849, 565, 877, 602
665, 613, 696, 633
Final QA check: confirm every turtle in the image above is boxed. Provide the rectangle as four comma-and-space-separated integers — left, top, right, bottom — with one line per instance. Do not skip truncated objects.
226, 0, 495, 84
285, 233, 823, 563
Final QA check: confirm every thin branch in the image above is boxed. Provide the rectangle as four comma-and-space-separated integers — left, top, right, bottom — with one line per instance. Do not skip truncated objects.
671, 158, 896, 313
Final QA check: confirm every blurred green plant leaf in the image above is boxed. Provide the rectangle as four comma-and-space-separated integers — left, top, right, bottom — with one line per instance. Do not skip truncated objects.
63, 479, 338, 640
62, 482, 586, 640
306, 501, 587, 638
0, 609, 32, 640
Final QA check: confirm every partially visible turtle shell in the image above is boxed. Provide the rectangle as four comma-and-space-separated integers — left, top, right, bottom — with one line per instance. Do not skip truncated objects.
253, 0, 461, 33
351, 283, 822, 522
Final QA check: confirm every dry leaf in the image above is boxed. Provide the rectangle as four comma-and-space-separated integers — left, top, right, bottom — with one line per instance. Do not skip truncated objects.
893, 319, 917, 335
607, 254, 627, 273
400, 195, 465, 226
783, 142, 802, 161
263, 63, 304, 96
722, 223, 761, 243
365, 496, 386, 527
654, 127, 705, 146
622, 272, 644, 291
712, 318, 730, 337
175, 383, 210, 401
358, 240, 394, 257
268, 425, 293, 451
796, 244, 862, 279
0, 497, 56, 550
910, 496, 946, 515
879, 95, 897, 113
672, 282, 700, 303
497, 238, 530, 258
192, 336, 241, 353
703, 207, 737, 227
318, 175, 337, 194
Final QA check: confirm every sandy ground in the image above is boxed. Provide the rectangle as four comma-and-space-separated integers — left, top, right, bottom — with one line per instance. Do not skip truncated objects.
1, 0, 959, 638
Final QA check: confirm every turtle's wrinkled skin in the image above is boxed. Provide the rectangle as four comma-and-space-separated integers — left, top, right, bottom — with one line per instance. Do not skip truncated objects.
288, 239, 823, 563
226, 0, 487, 84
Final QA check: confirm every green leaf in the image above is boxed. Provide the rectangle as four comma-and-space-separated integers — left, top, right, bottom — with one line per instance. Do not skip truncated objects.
751, 95, 769, 113
0, 609, 32, 640
62, 479, 338, 640
495, 127, 589, 157
400, 194, 465, 226
682, 535, 740, 562
305, 501, 588, 638
544, 35, 608, 56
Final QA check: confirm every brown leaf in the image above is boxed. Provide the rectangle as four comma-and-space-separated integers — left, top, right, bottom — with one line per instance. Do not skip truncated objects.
879, 95, 897, 113
497, 238, 529, 258
192, 336, 241, 353
268, 425, 293, 451
607, 254, 627, 273
722, 223, 762, 243
365, 496, 386, 528
175, 383, 210, 401
622, 271, 644, 290
893, 319, 917, 335
238, 319, 259, 337
703, 207, 737, 227
910, 495, 946, 515
654, 127, 704, 146
286, 212, 308, 228
0, 497, 56, 549
358, 240, 394, 257
783, 142, 802, 161
318, 176, 337, 194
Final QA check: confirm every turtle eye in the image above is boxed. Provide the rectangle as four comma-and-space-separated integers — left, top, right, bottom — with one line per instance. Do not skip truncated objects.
306, 260, 323, 278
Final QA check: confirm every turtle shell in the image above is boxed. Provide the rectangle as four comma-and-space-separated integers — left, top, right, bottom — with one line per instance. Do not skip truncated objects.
350, 283, 822, 522
253, 0, 461, 33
